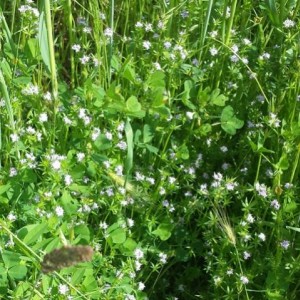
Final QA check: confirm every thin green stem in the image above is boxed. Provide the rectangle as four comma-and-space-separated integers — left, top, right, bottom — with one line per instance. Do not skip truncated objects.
66, 0, 75, 88
290, 144, 300, 183
108, 0, 114, 83
225, 0, 238, 45
254, 153, 262, 184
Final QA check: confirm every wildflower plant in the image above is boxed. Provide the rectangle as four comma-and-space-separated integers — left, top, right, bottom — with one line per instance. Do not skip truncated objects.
0, 0, 300, 299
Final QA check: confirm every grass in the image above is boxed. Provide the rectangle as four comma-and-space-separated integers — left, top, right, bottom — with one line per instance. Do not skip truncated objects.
0, 0, 300, 299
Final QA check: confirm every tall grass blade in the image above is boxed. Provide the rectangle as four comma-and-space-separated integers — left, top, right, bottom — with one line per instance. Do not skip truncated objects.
38, 10, 51, 73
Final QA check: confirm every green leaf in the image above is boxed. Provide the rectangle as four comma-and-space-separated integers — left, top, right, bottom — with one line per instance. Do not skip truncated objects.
177, 144, 189, 160
125, 119, 133, 175
126, 96, 142, 112
61, 191, 78, 216
18, 223, 48, 245
152, 223, 173, 241
286, 226, 300, 233
2, 251, 21, 268
91, 84, 105, 107
143, 124, 153, 143
94, 135, 112, 151
38, 11, 50, 72
181, 80, 196, 109
221, 105, 244, 135
24, 38, 41, 61
123, 238, 137, 252
74, 224, 91, 243
210, 88, 228, 106
283, 201, 297, 213
146, 71, 165, 89
0, 183, 11, 195
123, 65, 136, 83
68, 184, 90, 195
0, 58, 12, 81
125, 96, 146, 118
8, 265, 27, 280
71, 267, 86, 285
275, 154, 289, 170
151, 106, 171, 118
145, 144, 159, 154
110, 228, 126, 244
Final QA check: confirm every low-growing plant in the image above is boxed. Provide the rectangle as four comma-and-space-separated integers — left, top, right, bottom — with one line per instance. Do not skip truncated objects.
0, 0, 300, 299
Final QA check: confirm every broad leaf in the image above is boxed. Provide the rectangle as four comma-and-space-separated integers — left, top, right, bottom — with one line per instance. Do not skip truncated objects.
221, 105, 244, 135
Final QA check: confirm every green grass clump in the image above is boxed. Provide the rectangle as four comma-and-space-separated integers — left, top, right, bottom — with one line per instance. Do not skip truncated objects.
0, 0, 300, 299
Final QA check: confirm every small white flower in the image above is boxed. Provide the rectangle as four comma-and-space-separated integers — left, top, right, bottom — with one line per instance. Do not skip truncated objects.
157, 20, 165, 30
146, 177, 155, 185
83, 27, 92, 34
220, 146, 228, 152
99, 12, 106, 20
153, 62, 161, 70
159, 252, 167, 264
103, 160, 110, 169
105, 131, 112, 140
143, 40, 151, 50
9, 167, 18, 177
164, 41, 172, 49
127, 218, 134, 228
241, 57, 249, 64
240, 275, 249, 284
39, 113, 48, 123
169, 176, 176, 184
137, 282, 145, 291
246, 213, 255, 224
115, 165, 123, 176
192, 58, 199, 66
104, 27, 113, 37
270, 199, 280, 210
55, 206, 64, 217
186, 111, 194, 120
10, 133, 19, 142
71, 44, 81, 52
280, 240, 290, 250
209, 47, 219, 56
243, 38, 252, 45
226, 6, 231, 18
7, 212, 17, 222
144, 23, 153, 32
135, 260, 142, 271
226, 268, 233, 275
231, 44, 239, 53
135, 172, 145, 181
134, 248, 144, 260
255, 182, 268, 198
43, 92, 52, 101
64, 174, 73, 186
99, 221, 108, 230
258, 233, 266, 241
79, 55, 90, 64
77, 152, 85, 162
135, 21, 143, 28
230, 55, 239, 63
283, 19, 295, 28
58, 284, 69, 295
63, 116, 72, 125
210, 30, 218, 38
214, 276, 222, 285
116, 141, 127, 150
213, 172, 223, 182
91, 128, 100, 141
51, 160, 61, 170
243, 251, 251, 260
